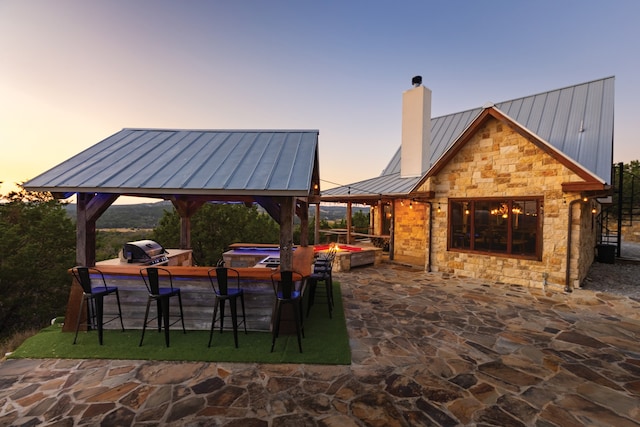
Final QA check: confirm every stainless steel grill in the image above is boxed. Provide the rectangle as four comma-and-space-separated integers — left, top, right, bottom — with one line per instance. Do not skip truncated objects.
121, 239, 168, 265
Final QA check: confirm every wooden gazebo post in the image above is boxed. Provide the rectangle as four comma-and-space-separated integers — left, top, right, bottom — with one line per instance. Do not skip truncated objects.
76, 192, 119, 266
314, 203, 321, 244
297, 200, 309, 247
279, 196, 295, 271
346, 201, 353, 244
171, 198, 205, 249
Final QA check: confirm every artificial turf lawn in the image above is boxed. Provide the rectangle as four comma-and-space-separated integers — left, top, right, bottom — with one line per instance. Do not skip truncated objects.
10, 281, 350, 365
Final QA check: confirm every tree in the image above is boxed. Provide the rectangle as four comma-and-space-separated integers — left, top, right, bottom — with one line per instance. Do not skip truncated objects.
152, 203, 280, 265
617, 160, 640, 203
352, 210, 371, 233
0, 187, 75, 340
611, 161, 640, 220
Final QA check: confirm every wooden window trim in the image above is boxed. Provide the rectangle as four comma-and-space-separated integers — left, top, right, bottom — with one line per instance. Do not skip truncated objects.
447, 197, 543, 261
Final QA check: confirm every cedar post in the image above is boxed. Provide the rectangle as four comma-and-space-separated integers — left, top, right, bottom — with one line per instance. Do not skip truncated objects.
297, 199, 309, 247
279, 197, 294, 271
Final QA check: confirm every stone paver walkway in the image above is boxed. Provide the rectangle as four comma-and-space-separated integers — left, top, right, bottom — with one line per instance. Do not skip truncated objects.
1, 264, 640, 426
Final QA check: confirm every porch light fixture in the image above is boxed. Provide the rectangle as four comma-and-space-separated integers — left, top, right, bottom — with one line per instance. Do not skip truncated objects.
437, 203, 441, 213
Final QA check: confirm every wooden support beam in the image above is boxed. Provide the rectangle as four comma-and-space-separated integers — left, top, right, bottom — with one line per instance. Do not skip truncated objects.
297, 199, 309, 247
76, 192, 119, 266
346, 202, 353, 244
315, 203, 321, 245
278, 197, 295, 271
255, 196, 281, 223
171, 198, 206, 249
376, 200, 384, 236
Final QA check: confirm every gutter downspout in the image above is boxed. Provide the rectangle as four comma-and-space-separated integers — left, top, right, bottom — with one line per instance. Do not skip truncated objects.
565, 198, 582, 292
389, 202, 395, 261
617, 161, 624, 257
425, 202, 433, 272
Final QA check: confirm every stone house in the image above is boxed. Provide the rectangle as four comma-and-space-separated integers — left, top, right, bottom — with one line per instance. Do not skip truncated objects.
322, 76, 615, 290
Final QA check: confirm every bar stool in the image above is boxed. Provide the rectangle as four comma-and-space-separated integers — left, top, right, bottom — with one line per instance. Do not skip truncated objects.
71, 266, 124, 345
307, 246, 337, 318
139, 267, 186, 347
207, 266, 247, 348
271, 270, 304, 353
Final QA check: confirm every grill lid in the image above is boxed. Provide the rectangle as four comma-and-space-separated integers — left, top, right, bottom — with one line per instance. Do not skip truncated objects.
122, 239, 166, 262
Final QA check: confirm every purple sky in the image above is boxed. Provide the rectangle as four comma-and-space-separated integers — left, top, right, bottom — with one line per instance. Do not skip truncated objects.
1, 1, 638, 202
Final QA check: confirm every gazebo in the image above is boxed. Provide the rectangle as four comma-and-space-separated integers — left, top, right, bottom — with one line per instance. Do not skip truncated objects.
24, 128, 321, 271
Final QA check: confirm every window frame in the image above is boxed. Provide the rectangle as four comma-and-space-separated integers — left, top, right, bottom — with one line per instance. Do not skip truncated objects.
447, 197, 543, 260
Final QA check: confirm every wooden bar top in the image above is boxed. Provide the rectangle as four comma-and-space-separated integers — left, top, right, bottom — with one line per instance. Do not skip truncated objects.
73, 246, 315, 279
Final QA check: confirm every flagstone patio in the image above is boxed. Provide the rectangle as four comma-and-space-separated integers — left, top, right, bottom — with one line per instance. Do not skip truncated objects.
1, 263, 639, 426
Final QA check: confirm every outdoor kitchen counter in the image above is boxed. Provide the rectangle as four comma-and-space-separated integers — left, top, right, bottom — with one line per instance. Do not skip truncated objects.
63, 246, 315, 333
90, 245, 314, 278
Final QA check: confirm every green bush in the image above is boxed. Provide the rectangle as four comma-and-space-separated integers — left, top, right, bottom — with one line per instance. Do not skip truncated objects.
0, 189, 75, 340
153, 203, 280, 265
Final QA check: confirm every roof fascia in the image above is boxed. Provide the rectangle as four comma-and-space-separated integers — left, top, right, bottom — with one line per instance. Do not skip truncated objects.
24, 187, 313, 196
561, 182, 611, 193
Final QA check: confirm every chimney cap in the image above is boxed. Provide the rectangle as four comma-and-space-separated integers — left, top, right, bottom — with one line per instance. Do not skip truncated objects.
411, 76, 422, 87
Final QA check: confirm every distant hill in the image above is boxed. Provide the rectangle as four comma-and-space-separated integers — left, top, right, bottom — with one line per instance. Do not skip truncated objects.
316, 205, 369, 221
63, 201, 368, 229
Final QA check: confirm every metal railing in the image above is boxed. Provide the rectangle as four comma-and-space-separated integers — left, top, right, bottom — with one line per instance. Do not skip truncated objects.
597, 162, 640, 257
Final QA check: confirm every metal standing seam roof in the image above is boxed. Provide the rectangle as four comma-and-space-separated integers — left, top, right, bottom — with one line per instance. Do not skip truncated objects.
325, 77, 614, 198
321, 173, 423, 199
24, 129, 320, 197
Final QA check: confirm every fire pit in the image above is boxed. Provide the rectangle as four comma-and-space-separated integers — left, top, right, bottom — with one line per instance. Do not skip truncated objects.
314, 244, 382, 272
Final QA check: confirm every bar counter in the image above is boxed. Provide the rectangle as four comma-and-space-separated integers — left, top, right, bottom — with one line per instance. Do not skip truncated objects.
64, 246, 315, 333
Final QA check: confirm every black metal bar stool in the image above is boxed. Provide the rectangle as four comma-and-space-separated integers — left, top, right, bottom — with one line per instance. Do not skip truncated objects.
307, 246, 337, 318
271, 270, 304, 353
207, 266, 247, 348
139, 267, 186, 347
71, 266, 124, 345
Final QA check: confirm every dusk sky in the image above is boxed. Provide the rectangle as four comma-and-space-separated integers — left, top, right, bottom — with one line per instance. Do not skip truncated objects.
1, 1, 639, 203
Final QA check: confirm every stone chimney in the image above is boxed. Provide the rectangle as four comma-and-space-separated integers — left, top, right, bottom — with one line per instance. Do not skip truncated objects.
401, 76, 431, 178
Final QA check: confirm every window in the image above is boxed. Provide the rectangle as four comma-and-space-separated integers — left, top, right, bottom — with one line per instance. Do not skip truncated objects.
449, 198, 541, 259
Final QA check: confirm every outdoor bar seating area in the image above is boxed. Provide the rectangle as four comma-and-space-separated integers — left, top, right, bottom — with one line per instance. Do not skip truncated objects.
67, 244, 332, 350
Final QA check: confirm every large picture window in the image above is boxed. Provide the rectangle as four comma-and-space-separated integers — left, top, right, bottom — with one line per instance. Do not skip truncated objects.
449, 198, 541, 259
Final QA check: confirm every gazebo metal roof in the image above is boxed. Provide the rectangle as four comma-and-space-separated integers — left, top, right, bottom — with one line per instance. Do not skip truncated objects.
25, 129, 320, 199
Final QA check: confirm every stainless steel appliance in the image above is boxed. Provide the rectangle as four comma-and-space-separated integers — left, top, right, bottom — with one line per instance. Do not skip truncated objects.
121, 240, 168, 265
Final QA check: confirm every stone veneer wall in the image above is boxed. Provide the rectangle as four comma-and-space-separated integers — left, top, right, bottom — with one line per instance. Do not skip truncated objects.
392, 201, 427, 266
575, 200, 598, 287
396, 116, 595, 289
